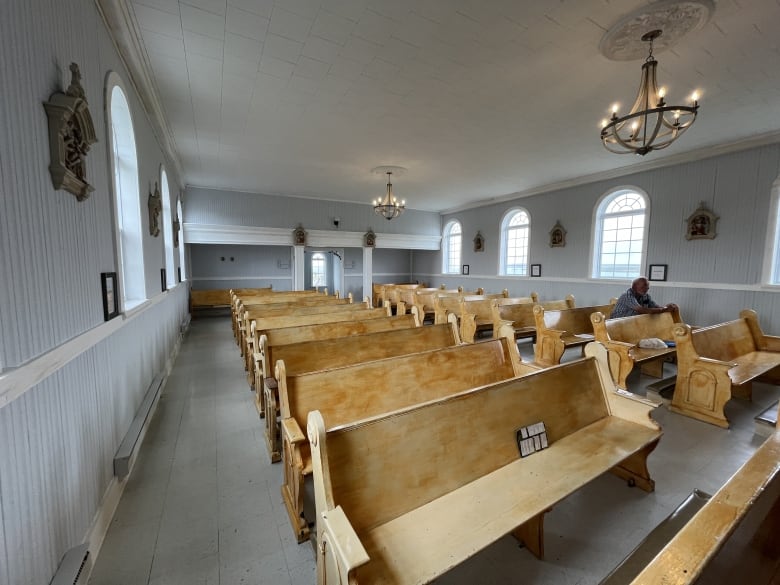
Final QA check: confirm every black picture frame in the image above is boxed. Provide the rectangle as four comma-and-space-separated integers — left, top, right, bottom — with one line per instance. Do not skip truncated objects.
462, 264, 470, 275
161, 268, 167, 292
101, 272, 119, 321
530, 264, 542, 277
648, 264, 668, 281
177, 266, 182, 283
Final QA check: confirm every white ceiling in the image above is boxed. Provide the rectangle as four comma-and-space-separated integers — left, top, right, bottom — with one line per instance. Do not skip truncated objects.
121, 0, 780, 212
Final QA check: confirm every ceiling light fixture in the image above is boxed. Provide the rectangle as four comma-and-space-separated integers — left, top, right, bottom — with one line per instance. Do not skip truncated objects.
600, 29, 700, 156
372, 171, 405, 220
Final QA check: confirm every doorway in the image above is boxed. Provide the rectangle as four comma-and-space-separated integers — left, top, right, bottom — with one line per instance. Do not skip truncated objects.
304, 248, 344, 295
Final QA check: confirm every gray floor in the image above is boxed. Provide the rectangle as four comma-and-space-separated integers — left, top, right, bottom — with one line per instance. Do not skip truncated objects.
90, 318, 780, 585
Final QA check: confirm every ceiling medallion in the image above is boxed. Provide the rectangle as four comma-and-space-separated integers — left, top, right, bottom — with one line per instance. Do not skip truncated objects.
599, 0, 714, 61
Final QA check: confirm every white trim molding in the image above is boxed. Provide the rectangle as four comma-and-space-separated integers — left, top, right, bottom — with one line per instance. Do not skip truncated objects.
183, 224, 441, 250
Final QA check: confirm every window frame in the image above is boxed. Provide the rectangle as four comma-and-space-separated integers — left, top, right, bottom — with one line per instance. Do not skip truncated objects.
160, 167, 176, 288
590, 187, 650, 280
106, 72, 146, 310
499, 207, 531, 276
441, 220, 462, 274
763, 178, 780, 285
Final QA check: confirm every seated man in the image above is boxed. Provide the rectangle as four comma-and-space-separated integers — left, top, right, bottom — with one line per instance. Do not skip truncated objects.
611, 277, 678, 318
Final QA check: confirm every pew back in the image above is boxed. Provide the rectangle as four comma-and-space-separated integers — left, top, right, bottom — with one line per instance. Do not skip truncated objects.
263, 313, 420, 347
308, 343, 662, 585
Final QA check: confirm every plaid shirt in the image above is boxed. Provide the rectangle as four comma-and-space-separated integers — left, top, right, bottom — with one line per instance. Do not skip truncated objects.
611, 287, 659, 318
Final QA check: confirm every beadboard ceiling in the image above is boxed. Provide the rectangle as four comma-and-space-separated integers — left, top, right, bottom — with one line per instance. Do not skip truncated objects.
110, 0, 780, 212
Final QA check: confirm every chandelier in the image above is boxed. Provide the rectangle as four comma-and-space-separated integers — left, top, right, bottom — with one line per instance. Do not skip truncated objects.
600, 29, 699, 156
372, 171, 405, 220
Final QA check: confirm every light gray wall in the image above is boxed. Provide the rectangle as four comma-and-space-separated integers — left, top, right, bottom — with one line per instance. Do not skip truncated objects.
185, 186, 441, 234
418, 143, 780, 330
0, 1, 188, 583
190, 244, 293, 291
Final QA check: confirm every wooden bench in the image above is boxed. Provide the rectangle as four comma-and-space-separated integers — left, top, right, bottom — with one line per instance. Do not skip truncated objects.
411, 287, 462, 324
238, 298, 357, 375
256, 311, 426, 462
430, 289, 485, 325
307, 342, 662, 584
487, 294, 567, 342
190, 289, 233, 315
231, 289, 326, 344
237, 294, 355, 359
533, 300, 616, 366
243, 306, 392, 387
456, 291, 514, 342
671, 309, 780, 428
625, 403, 780, 584
591, 309, 682, 389
277, 329, 533, 542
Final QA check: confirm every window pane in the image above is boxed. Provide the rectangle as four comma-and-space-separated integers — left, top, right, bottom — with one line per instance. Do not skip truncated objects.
595, 191, 647, 279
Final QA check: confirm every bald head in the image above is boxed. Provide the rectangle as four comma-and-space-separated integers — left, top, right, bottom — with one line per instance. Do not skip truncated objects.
632, 277, 649, 295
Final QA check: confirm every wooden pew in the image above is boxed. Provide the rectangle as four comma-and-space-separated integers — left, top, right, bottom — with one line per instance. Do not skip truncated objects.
307, 342, 662, 584
232, 289, 326, 344
237, 294, 353, 358
486, 294, 569, 343
260, 315, 457, 463
382, 283, 423, 314
190, 288, 233, 315
625, 402, 780, 584
431, 288, 485, 325
671, 310, 780, 428
277, 329, 534, 542
244, 305, 390, 389
254, 310, 421, 451
411, 287, 462, 324
591, 309, 682, 389
533, 300, 617, 366
253, 312, 421, 423
395, 285, 444, 316
456, 291, 513, 342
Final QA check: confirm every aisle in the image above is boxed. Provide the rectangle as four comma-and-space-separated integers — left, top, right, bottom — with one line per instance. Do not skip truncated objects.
89, 316, 315, 585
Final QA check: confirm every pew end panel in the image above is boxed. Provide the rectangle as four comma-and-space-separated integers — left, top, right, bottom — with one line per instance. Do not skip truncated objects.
671, 317, 780, 428
308, 345, 662, 585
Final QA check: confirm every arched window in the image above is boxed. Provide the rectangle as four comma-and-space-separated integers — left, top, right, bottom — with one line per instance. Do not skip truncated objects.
311, 253, 327, 287
107, 75, 146, 308
160, 168, 175, 288
177, 198, 186, 281
442, 221, 462, 274
765, 179, 780, 284
500, 208, 531, 276
592, 188, 649, 279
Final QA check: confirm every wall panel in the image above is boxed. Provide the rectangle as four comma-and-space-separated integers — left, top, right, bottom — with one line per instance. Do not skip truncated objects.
0, 288, 187, 585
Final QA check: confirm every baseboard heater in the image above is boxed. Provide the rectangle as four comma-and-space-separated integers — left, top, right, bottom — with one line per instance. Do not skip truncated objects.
50, 544, 90, 585
113, 372, 165, 479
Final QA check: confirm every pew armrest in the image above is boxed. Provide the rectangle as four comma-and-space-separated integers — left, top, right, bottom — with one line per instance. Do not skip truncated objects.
320, 505, 370, 574
282, 417, 306, 444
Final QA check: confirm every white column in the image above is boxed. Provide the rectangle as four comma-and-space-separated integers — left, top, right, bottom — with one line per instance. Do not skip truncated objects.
362, 246, 373, 304
293, 245, 305, 290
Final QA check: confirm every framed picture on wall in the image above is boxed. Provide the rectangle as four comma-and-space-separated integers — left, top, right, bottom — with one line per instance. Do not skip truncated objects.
101, 272, 119, 321
648, 264, 668, 281
530, 264, 542, 277
462, 264, 470, 275
161, 268, 167, 292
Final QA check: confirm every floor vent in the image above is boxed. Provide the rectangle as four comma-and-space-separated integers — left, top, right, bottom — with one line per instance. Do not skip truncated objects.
50, 544, 90, 585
